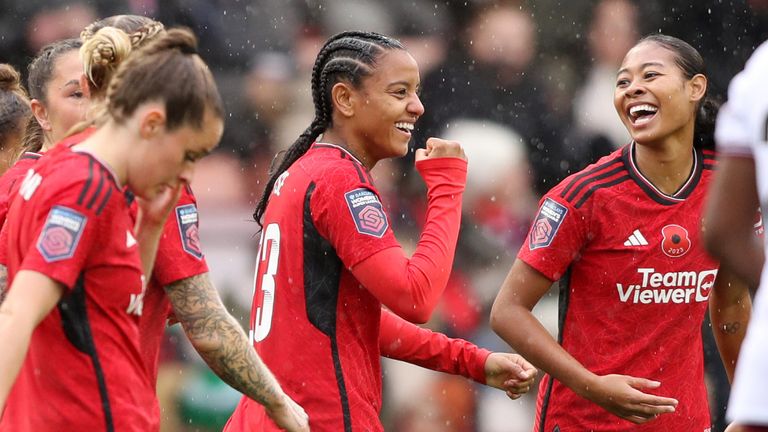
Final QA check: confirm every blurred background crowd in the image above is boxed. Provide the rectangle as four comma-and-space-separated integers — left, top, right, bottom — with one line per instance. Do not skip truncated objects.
2, 0, 767, 430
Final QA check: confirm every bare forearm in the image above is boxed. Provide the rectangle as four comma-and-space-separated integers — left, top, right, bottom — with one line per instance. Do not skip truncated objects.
490, 305, 596, 396
0, 318, 33, 407
710, 271, 752, 381
165, 274, 284, 407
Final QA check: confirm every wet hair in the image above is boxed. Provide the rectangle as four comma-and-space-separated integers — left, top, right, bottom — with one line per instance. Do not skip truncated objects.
638, 34, 718, 149
0, 64, 31, 149
104, 28, 223, 131
80, 15, 165, 99
252, 31, 405, 226
20, 38, 82, 155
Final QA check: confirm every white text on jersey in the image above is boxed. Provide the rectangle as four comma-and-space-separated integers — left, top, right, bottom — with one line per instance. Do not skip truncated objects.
616, 267, 717, 304
19, 169, 42, 200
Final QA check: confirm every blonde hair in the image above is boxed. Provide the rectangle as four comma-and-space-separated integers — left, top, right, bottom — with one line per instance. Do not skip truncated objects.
80, 15, 165, 99
104, 28, 223, 131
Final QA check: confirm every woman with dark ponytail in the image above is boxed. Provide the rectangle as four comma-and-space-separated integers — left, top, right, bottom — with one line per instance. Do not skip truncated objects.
225, 30, 523, 432
0, 64, 30, 174
491, 34, 751, 431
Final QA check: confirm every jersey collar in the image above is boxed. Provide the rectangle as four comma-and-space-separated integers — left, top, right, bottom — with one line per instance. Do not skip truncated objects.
622, 141, 703, 205
313, 142, 366, 167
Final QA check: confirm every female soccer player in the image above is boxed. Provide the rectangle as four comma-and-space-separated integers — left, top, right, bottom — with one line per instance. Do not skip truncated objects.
704, 40, 768, 432
0, 39, 86, 229
0, 64, 31, 174
225, 30, 513, 431
0, 28, 224, 432
490, 34, 751, 431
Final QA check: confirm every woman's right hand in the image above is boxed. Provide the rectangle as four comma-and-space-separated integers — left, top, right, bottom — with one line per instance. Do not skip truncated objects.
415, 137, 466, 162
583, 374, 679, 424
265, 393, 310, 432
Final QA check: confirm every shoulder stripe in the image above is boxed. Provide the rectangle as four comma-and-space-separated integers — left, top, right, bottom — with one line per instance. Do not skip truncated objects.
351, 160, 368, 185
574, 175, 632, 208
86, 166, 106, 210
76, 157, 94, 205
95, 185, 113, 216
703, 163, 715, 170
564, 165, 626, 203
560, 158, 624, 199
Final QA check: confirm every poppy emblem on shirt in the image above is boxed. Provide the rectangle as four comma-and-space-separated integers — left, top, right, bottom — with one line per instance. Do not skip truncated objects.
37, 206, 87, 262
345, 188, 388, 238
661, 224, 691, 258
176, 204, 203, 259
529, 198, 568, 250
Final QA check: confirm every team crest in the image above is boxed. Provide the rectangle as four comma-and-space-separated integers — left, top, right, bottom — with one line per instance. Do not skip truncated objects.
661, 224, 691, 258
345, 188, 388, 238
176, 204, 203, 259
37, 206, 87, 262
529, 198, 568, 250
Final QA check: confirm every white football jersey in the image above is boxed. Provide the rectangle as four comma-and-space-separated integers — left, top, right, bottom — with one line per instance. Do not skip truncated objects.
717, 40, 768, 425
716, 40, 768, 215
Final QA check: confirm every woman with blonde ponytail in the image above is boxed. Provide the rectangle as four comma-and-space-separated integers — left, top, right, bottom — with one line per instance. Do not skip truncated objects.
0, 28, 228, 432
0, 14, 309, 432
79, 16, 311, 432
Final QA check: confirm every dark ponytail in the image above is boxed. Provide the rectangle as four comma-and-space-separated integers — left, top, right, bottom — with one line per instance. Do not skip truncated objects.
252, 31, 405, 227
639, 34, 718, 150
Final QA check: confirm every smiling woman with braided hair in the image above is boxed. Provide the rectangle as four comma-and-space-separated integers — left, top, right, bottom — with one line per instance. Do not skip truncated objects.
222, 30, 506, 432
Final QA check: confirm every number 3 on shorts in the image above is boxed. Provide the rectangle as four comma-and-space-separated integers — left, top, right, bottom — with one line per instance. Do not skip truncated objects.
250, 223, 280, 343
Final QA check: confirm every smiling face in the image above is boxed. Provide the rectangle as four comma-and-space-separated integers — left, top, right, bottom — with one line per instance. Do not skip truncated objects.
613, 41, 705, 146
348, 49, 424, 164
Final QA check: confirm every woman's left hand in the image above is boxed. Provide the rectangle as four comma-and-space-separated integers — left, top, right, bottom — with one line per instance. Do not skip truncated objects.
136, 183, 183, 228
484, 352, 538, 399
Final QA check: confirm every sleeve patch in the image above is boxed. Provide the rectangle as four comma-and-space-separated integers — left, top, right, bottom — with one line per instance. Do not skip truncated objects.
344, 188, 389, 238
529, 198, 568, 250
175, 204, 203, 259
36, 206, 88, 262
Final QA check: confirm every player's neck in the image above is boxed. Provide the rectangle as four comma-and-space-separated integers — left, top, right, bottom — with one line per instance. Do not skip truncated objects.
633, 137, 695, 196
74, 122, 130, 186
320, 129, 375, 169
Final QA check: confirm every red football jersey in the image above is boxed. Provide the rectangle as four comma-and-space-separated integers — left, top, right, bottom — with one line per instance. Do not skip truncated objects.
226, 143, 402, 432
0, 143, 157, 432
518, 143, 717, 432
0, 152, 42, 229
131, 184, 209, 382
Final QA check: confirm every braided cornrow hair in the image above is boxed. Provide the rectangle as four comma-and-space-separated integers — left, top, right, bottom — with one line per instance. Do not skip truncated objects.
252, 31, 404, 227
80, 15, 165, 99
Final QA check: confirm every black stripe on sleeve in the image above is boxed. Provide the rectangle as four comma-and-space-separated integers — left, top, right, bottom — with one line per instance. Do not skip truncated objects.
76, 157, 94, 205
95, 186, 113, 216
574, 175, 632, 209
58, 275, 114, 432
560, 158, 623, 199
86, 166, 106, 210
538, 269, 573, 432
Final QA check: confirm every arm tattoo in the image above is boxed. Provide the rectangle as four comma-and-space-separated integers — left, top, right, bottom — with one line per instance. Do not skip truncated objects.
721, 321, 742, 335
0, 264, 7, 305
165, 273, 282, 407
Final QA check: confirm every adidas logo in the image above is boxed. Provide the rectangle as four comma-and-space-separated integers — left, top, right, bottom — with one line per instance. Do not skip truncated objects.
624, 229, 648, 246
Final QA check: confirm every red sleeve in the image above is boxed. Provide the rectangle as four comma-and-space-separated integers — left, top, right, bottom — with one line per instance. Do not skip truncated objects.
19, 183, 107, 290
151, 187, 209, 286
0, 223, 8, 266
350, 157, 467, 322
379, 308, 490, 383
517, 190, 589, 281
